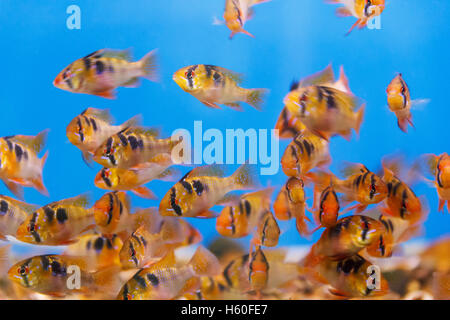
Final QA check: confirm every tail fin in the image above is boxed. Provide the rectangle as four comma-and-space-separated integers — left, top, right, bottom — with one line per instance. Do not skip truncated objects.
92, 266, 123, 298
34, 151, 49, 196
231, 164, 258, 190
121, 114, 143, 129
246, 88, 268, 110
139, 49, 159, 82
3, 180, 24, 200
354, 104, 365, 136
189, 246, 221, 277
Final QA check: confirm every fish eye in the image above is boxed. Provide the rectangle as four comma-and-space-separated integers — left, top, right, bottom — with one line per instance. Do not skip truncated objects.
18, 266, 28, 275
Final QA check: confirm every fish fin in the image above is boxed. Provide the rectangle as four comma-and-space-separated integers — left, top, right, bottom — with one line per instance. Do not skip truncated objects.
328, 288, 350, 299
148, 152, 173, 166
189, 246, 220, 277
131, 207, 162, 232
216, 193, 241, 206
180, 164, 226, 180
334, 66, 352, 94
295, 216, 312, 239
92, 266, 123, 297
397, 115, 412, 133
201, 101, 222, 109
240, 29, 255, 38
439, 199, 445, 212
229, 31, 237, 40
149, 250, 176, 270
224, 102, 244, 111
93, 90, 116, 99
157, 168, 181, 182
196, 210, 219, 219
336, 7, 352, 17
300, 64, 335, 88
8, 129, 50, 154
245, 88, 268, 110
132, 186, 157, 199
0, 244, 11, 275
139, 49, 159, 82
212, 16, 224, 25
99, 48, 132, 61
310, 129, 331, 141
211, 67, 245, 84
56, 192, 91, 208
81, 108, 113, 123
249, 0, 271, 5
345, 19, 362, 36
122, 77, 141, 88
121, 114, 143, 129
231, 163, 258, 189
354, 104, 365, 136
81, 151, 94, 168
339, 130, 352, 141
130, 126, 160, 137
6, 197, 39, 213
32, 150, 49, 196
3, 180, 24, 200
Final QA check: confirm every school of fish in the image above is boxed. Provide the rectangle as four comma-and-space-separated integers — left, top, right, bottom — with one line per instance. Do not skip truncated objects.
0, 0, 448, 301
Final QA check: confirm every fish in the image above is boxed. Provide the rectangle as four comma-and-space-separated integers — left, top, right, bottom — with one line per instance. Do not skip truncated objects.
386, 73, 414, 133
94, 153, 177, 199
222, 253, 251, 291
275, 65, 353, 140
173, 64, 268, 111
273, 177, 312, 237
284, 83, 364, 141
281, 132, 331, 178
66, 108, 141, 165
93, 192, 162, 237
119, 217, 202, 269
311, 180, 340, 230
53, 48, 158, 99
117, 246, 220, 300
422, 153, 450, 213
216, 188, 273, 238
329, 0, 386, 36
252, 210, 280, 249
248, 246, 269, 294
0, 195, 38, 240
8, 254, 120, 298
93, 126, 179, 169
15, 193, 95, 245
302, 215, 388, 266
0, 129, 49, 199
380, 161, 427, 224
302, 254, 389, 298
221, 0, 271, 39
159, 164, 257, 218
63, 234, 123, 272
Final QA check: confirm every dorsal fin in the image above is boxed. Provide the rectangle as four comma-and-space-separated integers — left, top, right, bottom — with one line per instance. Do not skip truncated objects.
81, 108, 113, 124
299, 64, 335, 88
93, 48, 132, 61
6, 129, 49, 154
0, 195, 39, 213
148, 250, 176, 270
207, 65, 244, 84
129, 126, 160, 137
179, 165, 226, 181
50, 193, 91, 208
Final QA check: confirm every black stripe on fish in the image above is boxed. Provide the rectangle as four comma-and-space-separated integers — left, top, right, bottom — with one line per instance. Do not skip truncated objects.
170, 188, 182, 216
360, 216, 370, 241
322, 87, 337, 109
400, 189, 408, 219
29, 212, 41, 243
118, 133, 128, 147
105, 238, 113, 249
317, 86, 324, 102
129, 241, 138, 266
186, 65, 197, 88
43, 206, 54, 223
6, 139, 13, 151
95, 60, 105, 74
140, 236, 147, 248
147, 273, 159, 287
83, 57, 91, 70
0, 200, 8, 215
133, 273, 147, 288
77, 118, 84, 142
229, 206, 236, 235
102, 169, 112, 188
180, 180, 193, 194
90, 118, 97, 131
87, 240, 92, 250
192, 180, 205, 196
213, 72, 222, 87
56, 208, 68, 224
205, 65, 214, 78
51, 260, 66, 276
354, 174, 363, 189
66, 78, 73, 89
94, 237, 104, 252
122, 284, 130, 300
41, 256, 50, 271
14, 144, 23, 162
127, 135, 139, 150
222, 261, 235, 287
107, 193, 114, 225
379, 235, 386, 256
303, 140, 312, 158
369, 174, 376, 199
106, 137, 113, 154
244, 199, 251, 217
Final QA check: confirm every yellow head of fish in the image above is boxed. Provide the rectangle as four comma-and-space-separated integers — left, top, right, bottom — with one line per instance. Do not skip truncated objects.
8, 256, 44, 289
93, 191, 129, 232
95, 168, 121, 190
53, 59, 86, 93
386, 74, 409, 111
173, 65, 205, 93
93, 135, 125, 167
